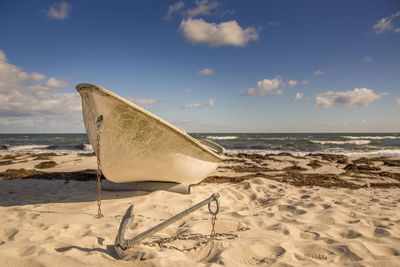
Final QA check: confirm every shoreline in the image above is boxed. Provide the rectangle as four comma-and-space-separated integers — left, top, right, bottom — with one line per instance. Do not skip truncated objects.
1, 152, 399, 189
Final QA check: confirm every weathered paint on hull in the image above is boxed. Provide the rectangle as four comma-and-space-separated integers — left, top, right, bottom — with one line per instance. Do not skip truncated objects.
77, 83, 223, 184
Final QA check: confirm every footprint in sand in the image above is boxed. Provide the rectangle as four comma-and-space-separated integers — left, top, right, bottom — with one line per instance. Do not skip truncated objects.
300, 231, 320, 240
267, 223, 290, 235
339, 229, 362, 239
331, 245, 362, 261
219, 244, 286, 265
374, 227, 391, 238
5, 228, 19, 241
301, 244, 336, 261
278, 205, 307, 215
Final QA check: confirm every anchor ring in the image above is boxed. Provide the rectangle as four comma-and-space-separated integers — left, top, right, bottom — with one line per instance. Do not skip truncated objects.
208, 195, 219, 215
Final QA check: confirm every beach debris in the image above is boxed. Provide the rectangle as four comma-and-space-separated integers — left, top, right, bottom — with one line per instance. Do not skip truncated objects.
114, 193, 220, 259
32, 153, 58, 160
34, 161, 57, 169
0, 160, 14, 166
307, 160, 323, 169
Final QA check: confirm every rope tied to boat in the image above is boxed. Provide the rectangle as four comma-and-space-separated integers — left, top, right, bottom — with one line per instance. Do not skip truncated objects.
96, 115, 104, 219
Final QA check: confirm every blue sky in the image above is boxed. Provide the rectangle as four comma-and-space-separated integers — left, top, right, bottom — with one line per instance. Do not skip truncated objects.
0, 0, 399, 133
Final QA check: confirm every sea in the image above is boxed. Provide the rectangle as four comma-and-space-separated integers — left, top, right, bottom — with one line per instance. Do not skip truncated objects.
1, 133, 400, 158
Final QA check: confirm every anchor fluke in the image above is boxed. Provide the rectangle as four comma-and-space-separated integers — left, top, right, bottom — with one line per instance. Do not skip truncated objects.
114, 204, 135, 259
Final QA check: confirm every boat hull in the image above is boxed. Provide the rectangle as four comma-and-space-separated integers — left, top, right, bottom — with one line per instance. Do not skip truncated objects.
77, 84, 223, 184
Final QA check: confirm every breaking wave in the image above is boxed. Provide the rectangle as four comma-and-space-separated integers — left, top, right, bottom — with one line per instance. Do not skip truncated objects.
310, 140, 371, 145
207, 136, 238, 140
341, 136, 399, 140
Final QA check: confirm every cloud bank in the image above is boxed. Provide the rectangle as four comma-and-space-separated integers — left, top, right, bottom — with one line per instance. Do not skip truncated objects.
0, 49, 81, 131
314, 88, 386, 108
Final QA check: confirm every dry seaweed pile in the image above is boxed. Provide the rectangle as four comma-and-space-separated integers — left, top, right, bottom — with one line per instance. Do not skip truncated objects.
202, 153, 400, 188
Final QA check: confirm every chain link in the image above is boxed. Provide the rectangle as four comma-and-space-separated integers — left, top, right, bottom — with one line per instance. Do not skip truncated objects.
95, 116, 104, 219
142, 197, 226, 251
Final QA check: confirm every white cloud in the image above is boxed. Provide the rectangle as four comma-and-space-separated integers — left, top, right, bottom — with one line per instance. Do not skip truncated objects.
44, 1, 72, 20
287, 80, 298, 88
183, 97, 215, 108
372, 11, 400, 34
314, 88, 386, 109
293, 92, 303, 101
244, 77, 284, 97
198, 68, 215, 75
185, 0, 220, 17
301, 80, 310, 85
31, 72, 46, 81
179, 18, 258, 47
0, 49, 81, 131
185, 88, 191, 94
313, 70, 325, 75
127, 97, 158, 106
164, 1, 185, 20
396, 97, 400, 105
362, 56, 373, 62
27, 77, 69, 91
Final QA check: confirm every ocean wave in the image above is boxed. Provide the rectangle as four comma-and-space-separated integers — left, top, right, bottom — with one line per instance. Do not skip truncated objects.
206, 136, 238, 140
341, 135, 399, 140
310, 140, 371, 145
5, 143, 93, 154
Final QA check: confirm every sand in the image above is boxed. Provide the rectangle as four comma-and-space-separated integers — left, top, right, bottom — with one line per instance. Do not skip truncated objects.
1, 152, 400, 266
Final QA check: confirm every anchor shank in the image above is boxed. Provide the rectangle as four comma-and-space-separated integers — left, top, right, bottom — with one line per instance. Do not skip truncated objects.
124, 193, 220, 249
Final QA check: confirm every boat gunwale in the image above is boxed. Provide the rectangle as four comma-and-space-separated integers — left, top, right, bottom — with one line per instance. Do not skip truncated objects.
76, 83, 225, 161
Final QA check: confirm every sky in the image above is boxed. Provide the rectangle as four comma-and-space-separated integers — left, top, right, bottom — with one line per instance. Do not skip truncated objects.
0, 0, 399, 133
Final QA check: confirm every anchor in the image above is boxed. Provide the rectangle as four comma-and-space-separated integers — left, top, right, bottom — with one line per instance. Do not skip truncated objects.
114, 193, 220, 259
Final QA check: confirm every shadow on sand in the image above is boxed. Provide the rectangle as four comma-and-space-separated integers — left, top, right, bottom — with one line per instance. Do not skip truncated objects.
0, 171, 149, 207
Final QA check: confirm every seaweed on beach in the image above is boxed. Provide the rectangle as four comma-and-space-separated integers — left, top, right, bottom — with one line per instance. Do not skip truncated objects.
344, 163, 381, 172
33, 153, 58, 160
366, 182, 400, 188
382, 159, 400, 167
223, 158, 247, 164
202, 173, 271, 184
236, 153, 266, 160
3, 154, 18, 160
378, 172, 400, 181
282, 170, 359, 188
352, 157, 373, 165
0, 168, 100, 181
0, 160, 14, 166
0, 168, 43, 178
77, 152, 96, 157
307, 160, 323, 169
34, 161, 57, 169
283, 165, 307, 172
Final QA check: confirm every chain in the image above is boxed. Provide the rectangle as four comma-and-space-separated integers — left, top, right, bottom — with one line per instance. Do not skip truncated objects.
142, 196, 227, 251
210, 214, 217, 239
95, 115, 104, 219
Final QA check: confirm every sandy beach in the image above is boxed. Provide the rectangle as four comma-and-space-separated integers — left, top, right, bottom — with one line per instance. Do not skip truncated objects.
1, 152, 400, 266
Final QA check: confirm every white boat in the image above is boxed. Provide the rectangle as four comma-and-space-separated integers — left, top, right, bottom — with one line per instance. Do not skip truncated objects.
76, 83, 225, 185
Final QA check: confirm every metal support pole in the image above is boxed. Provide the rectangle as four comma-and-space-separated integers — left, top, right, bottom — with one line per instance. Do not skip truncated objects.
114, 193, 220, 259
